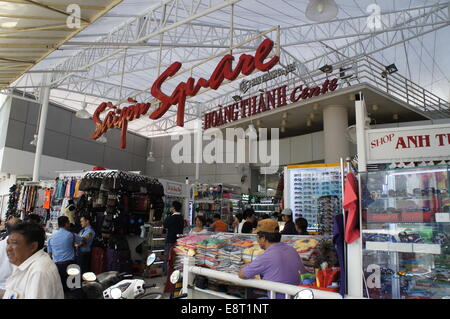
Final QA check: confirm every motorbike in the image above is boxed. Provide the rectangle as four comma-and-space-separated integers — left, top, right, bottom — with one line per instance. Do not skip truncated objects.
104, 253, 186, 299
78, 253, 187, 299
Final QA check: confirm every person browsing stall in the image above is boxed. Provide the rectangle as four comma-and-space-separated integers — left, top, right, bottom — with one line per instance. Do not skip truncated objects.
241, 208, 256, 234
238, 219, 307, 299
189, 216, 209, 234
3, 222, 64, 299
295, 217, 309, 235
163, 201, 185, 275
75, 215, 95, 274
211, 214, 228, 232
47, 216, 80, 292
280, 208, 297, 235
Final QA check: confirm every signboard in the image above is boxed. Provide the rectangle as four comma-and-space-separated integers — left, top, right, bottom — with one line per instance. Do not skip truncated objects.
366, 124, 450, 162
203, 78, 339, 130
166, 182, 183, 196
90, 39, 280, 149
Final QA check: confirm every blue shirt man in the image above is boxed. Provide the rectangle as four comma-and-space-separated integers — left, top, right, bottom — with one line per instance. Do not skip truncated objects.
48, 218, 79, 262
48, 216, 80, 292
75, 216, 95, 274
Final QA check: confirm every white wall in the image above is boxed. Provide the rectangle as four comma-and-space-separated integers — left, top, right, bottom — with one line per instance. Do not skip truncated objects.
0, 147, 95, 180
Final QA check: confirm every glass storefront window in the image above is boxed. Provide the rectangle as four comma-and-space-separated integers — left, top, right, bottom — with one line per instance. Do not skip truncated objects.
361, 165, 450, 299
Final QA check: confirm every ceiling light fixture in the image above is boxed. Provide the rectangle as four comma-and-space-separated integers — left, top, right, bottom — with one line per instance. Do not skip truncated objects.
319, 64, 333, 74
30, 134, 38, 146
147, 151, 156, 162
96, 135, 107, 144
75, 101, 90, 119
307, 120, 312, 127
305, 0, 338, 22
309, 113, 315, 119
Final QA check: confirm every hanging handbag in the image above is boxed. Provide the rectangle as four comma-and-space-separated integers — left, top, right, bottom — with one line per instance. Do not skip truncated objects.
100, 172, 116, 192
79, 173, 92, 191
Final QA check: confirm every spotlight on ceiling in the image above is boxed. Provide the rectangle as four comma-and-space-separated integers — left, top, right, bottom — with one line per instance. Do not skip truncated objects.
30, 134, 38, 146
147, 151, 156, 162
319, 64, 333, 74
232, 95, 242, 102
75, 102, 90, 119
385, 63, 398, 75
305, 0, 338, 22
307, 120, 312, 127
281, 127, 286, 133
393, 113, 399, 121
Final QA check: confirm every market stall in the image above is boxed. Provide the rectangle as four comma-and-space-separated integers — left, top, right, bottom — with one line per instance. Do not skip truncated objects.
171, 232, 340, 298
359, 123, 450, 299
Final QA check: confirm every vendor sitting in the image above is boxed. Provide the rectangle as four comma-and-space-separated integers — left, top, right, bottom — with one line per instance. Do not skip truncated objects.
189, 216, 209, 234
238, 219, 307, 298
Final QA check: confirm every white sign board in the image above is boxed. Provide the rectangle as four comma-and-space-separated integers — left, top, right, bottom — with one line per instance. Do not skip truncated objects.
366, 124, 450, 163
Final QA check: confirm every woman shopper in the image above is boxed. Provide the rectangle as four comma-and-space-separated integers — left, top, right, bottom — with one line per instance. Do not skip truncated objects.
189, 216, 208, 234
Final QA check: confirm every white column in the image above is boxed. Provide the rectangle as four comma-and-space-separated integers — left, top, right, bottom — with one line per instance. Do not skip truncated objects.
323, 105, 350, 163
347, 92, 367, 298
32, 76, 51, 182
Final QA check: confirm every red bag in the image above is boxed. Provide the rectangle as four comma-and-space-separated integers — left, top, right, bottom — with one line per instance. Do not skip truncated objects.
90, 247, 107, 275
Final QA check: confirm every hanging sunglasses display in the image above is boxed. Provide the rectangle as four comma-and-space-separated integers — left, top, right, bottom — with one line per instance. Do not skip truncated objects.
288, 165, 343, 232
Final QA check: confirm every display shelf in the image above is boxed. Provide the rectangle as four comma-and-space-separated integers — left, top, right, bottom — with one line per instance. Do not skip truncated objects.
365, 242, 441, 254
192, 183, 242, 224
362, 165, 450, 299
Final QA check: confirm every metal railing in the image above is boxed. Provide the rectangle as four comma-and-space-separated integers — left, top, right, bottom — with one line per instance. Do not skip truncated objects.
181, 256, 344, 299
204, 55, 450, 120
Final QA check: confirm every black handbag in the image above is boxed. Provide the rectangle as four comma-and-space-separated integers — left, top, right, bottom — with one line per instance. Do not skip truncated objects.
79, 173, 92, 191
100, 172, 116, 192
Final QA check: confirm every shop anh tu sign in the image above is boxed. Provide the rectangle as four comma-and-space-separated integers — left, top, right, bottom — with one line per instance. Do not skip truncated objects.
366, 124, 450, 162
90, 39, 280, 149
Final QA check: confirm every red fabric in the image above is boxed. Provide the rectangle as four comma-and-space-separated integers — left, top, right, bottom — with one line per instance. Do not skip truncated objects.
92, 166, 105, 171
343, 172, 360, 243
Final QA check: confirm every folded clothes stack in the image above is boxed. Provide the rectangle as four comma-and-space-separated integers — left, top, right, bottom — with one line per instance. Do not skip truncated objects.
217, 245, 245, 273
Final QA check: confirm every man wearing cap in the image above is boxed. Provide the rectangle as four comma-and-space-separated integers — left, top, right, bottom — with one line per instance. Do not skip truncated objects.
280, 208, 297, 235
238, 219, 307, 298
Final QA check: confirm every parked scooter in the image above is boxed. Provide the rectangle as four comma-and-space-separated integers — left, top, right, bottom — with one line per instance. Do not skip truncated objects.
104, 254, 187, 299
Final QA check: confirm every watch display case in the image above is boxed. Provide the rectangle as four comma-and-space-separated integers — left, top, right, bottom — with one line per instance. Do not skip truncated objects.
361, 165, 450, 299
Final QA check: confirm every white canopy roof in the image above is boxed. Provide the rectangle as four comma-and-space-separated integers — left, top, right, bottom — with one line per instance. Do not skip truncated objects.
3, 0, 450, 138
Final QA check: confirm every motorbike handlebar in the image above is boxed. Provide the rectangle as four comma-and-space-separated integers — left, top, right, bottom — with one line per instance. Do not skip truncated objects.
171, 293, 188, 299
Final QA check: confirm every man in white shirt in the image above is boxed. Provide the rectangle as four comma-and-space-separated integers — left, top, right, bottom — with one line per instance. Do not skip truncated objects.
0, 217, 21, 298
3, 222, 64, 299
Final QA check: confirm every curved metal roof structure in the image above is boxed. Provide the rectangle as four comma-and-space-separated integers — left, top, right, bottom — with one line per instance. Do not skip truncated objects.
2, 0, 449, 138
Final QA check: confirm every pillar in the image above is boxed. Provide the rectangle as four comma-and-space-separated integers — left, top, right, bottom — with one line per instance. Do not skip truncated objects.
323, 105, 350, 163
32, 75, 51, 182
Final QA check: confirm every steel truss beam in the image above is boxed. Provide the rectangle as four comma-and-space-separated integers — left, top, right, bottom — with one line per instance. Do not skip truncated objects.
143, 3, 450, 133
49, 0, 243, 88
280, 3, 449, 46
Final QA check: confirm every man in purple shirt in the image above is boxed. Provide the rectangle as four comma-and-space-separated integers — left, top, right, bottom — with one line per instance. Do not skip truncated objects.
238, 219, 307, 299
